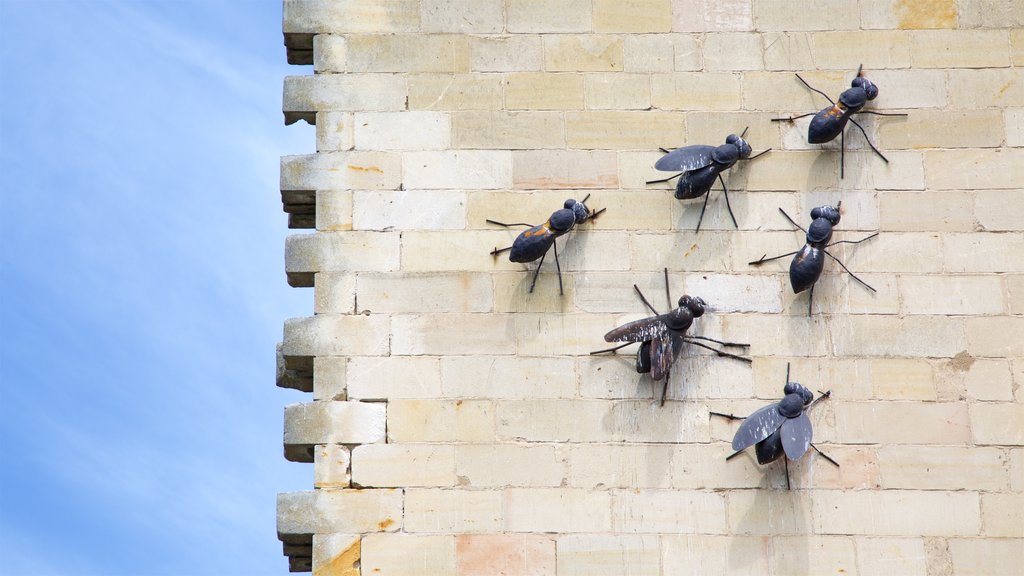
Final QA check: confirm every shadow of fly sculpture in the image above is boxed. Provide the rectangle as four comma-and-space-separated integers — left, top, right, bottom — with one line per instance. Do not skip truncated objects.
590, 269, 751, 406
711, 363, 839, 490
488, 194, 605, 295
647, 127, 770, 231
772, 65, 906, 178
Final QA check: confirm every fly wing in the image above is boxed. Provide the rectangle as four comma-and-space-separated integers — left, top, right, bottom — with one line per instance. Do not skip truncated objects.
654, 145, 716, 172
780, 412, 813, 461
604, 316, 669, 344
649, 335, 675, 381
731, 403, 787, 452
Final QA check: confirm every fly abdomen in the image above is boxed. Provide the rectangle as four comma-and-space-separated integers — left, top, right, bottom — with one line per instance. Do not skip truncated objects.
790, 245, 824, 293
808, 106, 847, 143
509, 225, 553, 262
636, 341, 652, 374
675, 165, 717, 199
755, 429, 786, 465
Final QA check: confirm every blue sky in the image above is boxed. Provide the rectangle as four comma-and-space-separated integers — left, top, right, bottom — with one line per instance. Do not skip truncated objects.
1, 1, 315, 573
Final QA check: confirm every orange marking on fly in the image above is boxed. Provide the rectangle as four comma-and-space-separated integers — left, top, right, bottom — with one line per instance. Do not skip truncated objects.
826, 106, 843, 118
524, 223, 552, 238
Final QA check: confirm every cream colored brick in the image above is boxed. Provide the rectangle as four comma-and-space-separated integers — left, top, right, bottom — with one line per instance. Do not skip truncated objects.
282, 315, 391, 357
855, 538, 928, 576
456, 534, 556, 576
878, 446, 1008, 490
879, 191, 974, 232
351, 444, 455, 487
469, 36, 544, 72
623, 35, 683, 72
348, 357, 442, 400
556, 535, 660, 576
568, 444, 673, 489
912, 29, 1010, 68
408, 74, 504, 110
403, 150, 512, 189
670, 442, 769, 489
971, 403, 1024, 445
401, 230, 523, 272
945, 233, 1024, 273
566, 111, 684, 149
315, 191, 353, 232
1006, 108, 1024, 147
773, 536, 857, 575
859, 0, 957, 29
545, 35, 624, 72
353, 190, 465, 231
963, 360, 1015, 401
835, 402, 970, 444
285, 401, 387, 446
900, 275, 1005, 315
718, 312, 831, 357
286, 233, 400, 280
452, 111, 565, 149
879, 109, 1003, 150
652, 72, 741, 110
312, 533, 359, 576
1009, 275, 1024, 314
313, 34, 347, 73
505, 73, 584, 110
361, 534, 455, 576
283, 0, 419, 34
346, 35, 469, 73
681, 111, 779, 150
357, 272, 491, 314
511, 151, 618, 189
672, 0, 752, 32
949, 539, 1024, 575
594, 0, 672, 33
506, 0, 592, 33
811, 31, 911, 69
316, 111, 353, 151
763, 32, 814, 71
420, 0, 503, 33
831, 315, 965, 358
405, 489, 504, 532
976, 190, 1024, 231
504, 488, 612, 532
949, 69, 1024, 108
313, 355, 348, 401
872, 358, 937, 400
777, 272, 899, 316
277, 489, 403, 535
700, 33, 761, 71
497, 399, 709, 443
814, 491, 980, 536
515, 313, 621, 356
392, 314, 514, 355
968, 317, 1024, 357
663, 535, 769, 575
1014, 29, 1024, 66
388, 400, 495, 443
584, 73, 651, 110
441, 356, 577, 399
753, 0, 858, 31
353, 112, 450, 151
861, 69, 947, 109
455, 444, 566, 487
750, 357, 869, 401
314, 444, 351, 489
682, 273, 783, 313
313, 272, 356, 316
959, 0, 1024, 28
281, 152, 402, 191
284, 74, 407, 113
612, 490, 726, 533
727, 489, 814, 535
981, 493, 1023, 537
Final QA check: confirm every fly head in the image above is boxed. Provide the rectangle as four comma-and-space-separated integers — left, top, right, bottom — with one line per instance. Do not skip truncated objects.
810, 204, 841, 226
678, 295, 706, 318
777, 392, 805, 418
726, 133, 753, 159
549, 207, 576, 232
852, 75, 878, 101
565, 198, 590, 224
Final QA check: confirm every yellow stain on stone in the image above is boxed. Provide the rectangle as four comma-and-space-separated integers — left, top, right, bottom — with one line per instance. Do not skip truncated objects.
348, 164, 383, 174
315, 538, 360, 576
896, 0, 956, 29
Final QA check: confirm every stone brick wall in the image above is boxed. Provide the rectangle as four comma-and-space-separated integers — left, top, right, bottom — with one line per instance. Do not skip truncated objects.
275, 1, 1023, 573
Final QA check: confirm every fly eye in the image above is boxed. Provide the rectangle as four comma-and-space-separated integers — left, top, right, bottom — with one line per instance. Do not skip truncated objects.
810, 207, 823, 220
725, 134, 739, 145
783, 382, 797, 395
564, 199, 577, 209
800, 388, 814, 404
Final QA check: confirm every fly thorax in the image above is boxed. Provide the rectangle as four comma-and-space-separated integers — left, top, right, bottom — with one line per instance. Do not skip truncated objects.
838, 87, 866, 111
711, 144, 739, 167
777, 394, 804, 418
806, 218, 833, 246
571, 201, 589, 223
664, 308, 693, 332
548, 209, 576, 233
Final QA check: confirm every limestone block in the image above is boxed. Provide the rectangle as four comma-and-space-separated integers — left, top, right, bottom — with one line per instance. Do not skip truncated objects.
544, 36, 624, 72
316, 112, 353, 152
925, 149, 1024, 190
282, 315, 390, 357
313, 35, 347, 73
511, 150, 618, 188
360, 534, 456, 576
506, 0, 592, 33
611, 490, 726, 533
871, 358, 937, 400
879, 191, 974, 232
392, 314, 515, 355
829, 316, 965, 357
911, 29, 1010, 68
877, 446, 1008, 490
567, 444, 673, 489
671, 0, 752, 32
387, 400, 495, 442
771, 536, 857, 575
957, 0, 1024, 28
566, 111, 685, 149
348, 356, 443, 400
283, 0, 419, 34
584, 73, 651, 110
763, 32, 814, 71
351, 444, 456, 487
353, 190, 466, 231
1006, 108, 1024, 147
1014, 29, 1024, 66
405, 489, 503, 533
403, 151, 512, 189
981, 493, 1024, 537
623, 35, 675, 72
652, 73, 741, 111
408, 74, 504, 110
452, 111, 566, 149
440, 356, 577, 399
556, 534, 661, 576
662, 535, 769, 575
810, 30, 911, 69
945, 233, 1024, 273
312, 533, 359, 576
284, 401, 387, 447
899, 275, 1005, 315
970, 403, 1024, 445
286, 233, 400, 285
455, 534, 555, 576
859, 0, 956, 29
346, 35, 470, 73
860, 69, 947, 109
514, 313, 622, 356
420, 0, 503, 33
670, 443, 769, 489
400, 230, 524, 272
813, 491, 981, 536
967, 317, 1024, 357
702, 33, 762, 71
855, 538, 928, 576
315, 191, 353, 232
878, 110, 1003, 150
313, 355, 348, 401
468, 36, 542, 73
504, 488, 612, 532
976, 190, 1024, 231
505, 73, 584, 110
283, 75, 407, 115
593, 0, 672, 33
753, 0, 858, 31
962, 359, 1015, 401
949, 68, 1024, 108
1008, 275, 1024, 314
726, 489, 814, 535
277, 489, 402, 536
314, 444, 351, 489
353, 112, 450, 151
356, 272, 491, 314
950, 539, 1024, 575
835, 402, 970, 444
313, 272, 356, 315
281, 152, 402, 191
455, 444, 566, 487
496, 399, 709, 443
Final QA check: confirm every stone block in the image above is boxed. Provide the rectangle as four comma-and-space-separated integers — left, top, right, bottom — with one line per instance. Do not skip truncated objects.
353, 112, 450, 151
455, 444, 566, 487
441, 356, 577, 399
283, 75, 407, 116
356, 272, 491, 314
967, 317, 1024, 357
813, 491, 980, 536
556, 534, 661, 576
949, 68, 1024, 109
313, 355, 347, 401
504, 488, 612, 532
505, 73, 584, 110
544, 35, 624, 72
421, 0, 503, 33
899, 275, 1005, 315
912, 29, 1010, 68
612, 490, 727, 533
403, 151, 512, 189
456, 534, 555, 576
353, 190, 466, 231
346, 35, 470, 73
283, 0, 419, 34
314, 444, 351, 489
469, 36, 544, 72
452, 111, 566, 149
506, 0, 592, 33
662, 535, 769, 575
496, 399, 709, 443
949, 539, 1024, 575
405, 489, 503, 533
387, 400, 495, 442
855, 538, 928, 576
859, 0, 956, 29
945, 233, 1024, 273
392, 313, 515, 355
511, 150, 618, 189
313, 34, 347, 73
652, 72, 741, 111
286, 232, 400, 285
313, 272, 355, 315
351, 444, 456, 487
727, 489, 814, 535
593, 0, 672, 33
752, 0, 858, 31
408, 74, 504, 110
348, 356, 442, 400
877, 446, 1008, 490
400, 230, 524, 272
811, 30, 911, 69
925, 149, 1024, 190
762, 32, 814, 71
702, 33, 762, 71
316, 112, 353, 152
361, 534, 456, 576
277, 489, 403, 535
315, 191, 353, 232
958, 0, 1024, 28
282, 315, 391, 357
879, 191, 974, 232
970, 403, 1024, 445
623, 34, 680, 72
671, 0, 752, 32
284, 401, 387, 449
835, 402, 971, 445
981, 493, 1024, 537
829, 315, 965, 358
282, 152, 402, 192
312, 533, 359, 576
566, 111, 685, 149
976, 190, 1024, 231
584, 73, 652, 110
772, 536, 857, 575
878, 110, 1003, 150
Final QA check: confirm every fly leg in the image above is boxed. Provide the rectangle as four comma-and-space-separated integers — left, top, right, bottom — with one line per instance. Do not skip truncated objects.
633, 285, 660, 316
810, 444, 840, 468
553, 239, 563, 295
528, 251, 546, 293
695, 188, 713, 232
785, 458, 791, 490
717, 173, 739, 230
687, 335, 749, 349
823, 249, 876, 292
490, 245, 512, 257
709, 411, 745, 420
840, 129, 845, 179
749, 250, 800, 266
589, 342, 633, 355
807, 284, 815, 316
660, 375, 669, 407
849, 117, 889, 165
646, 172, 682, 185
682, 338, 752, 363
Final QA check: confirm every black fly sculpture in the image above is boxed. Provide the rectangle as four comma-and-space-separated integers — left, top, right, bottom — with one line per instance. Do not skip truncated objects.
590, 269, 751, 406
711, 363, 839, 489
749, 202, 877, 316
772, 65, 906, 178
647, 127, 770, 231
488, 194, 605, 295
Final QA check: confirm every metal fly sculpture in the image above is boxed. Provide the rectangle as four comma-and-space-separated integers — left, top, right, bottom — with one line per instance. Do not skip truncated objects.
772, 65, 906, 178
647, 128, 770, 231
749, 202, 877, 315
590, 269, 751, 406
711, 363, 838, 489
488, 194, 605, 295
